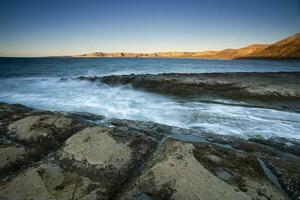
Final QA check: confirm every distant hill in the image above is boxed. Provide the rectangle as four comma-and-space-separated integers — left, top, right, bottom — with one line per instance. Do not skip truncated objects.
76, 33, 300, 60
190, 44, 269, 59
242, 33, 300, 59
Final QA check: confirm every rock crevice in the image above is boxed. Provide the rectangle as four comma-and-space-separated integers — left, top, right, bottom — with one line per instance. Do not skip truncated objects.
0, 102, 299, 199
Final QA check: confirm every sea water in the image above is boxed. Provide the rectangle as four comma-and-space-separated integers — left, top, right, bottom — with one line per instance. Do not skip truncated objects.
1, 57, 300, 139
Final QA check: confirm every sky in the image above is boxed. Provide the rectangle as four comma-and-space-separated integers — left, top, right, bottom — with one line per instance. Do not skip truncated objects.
0, 0, 300, 57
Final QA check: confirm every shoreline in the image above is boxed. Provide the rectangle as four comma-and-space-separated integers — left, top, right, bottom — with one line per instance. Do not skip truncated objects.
0, 102, 299, 199
75, 72, 300, 113
2, 56, 300, 62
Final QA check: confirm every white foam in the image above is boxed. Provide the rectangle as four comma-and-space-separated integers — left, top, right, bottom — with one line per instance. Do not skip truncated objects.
1, 77, 300, 140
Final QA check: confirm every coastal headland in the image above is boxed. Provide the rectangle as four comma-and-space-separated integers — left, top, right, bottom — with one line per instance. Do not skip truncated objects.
75, 33, 300, 60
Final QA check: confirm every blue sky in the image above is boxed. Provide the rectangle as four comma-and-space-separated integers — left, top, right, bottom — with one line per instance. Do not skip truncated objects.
0, 0, 300, 57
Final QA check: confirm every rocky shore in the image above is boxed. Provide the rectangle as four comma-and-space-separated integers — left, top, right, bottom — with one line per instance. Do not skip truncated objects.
1, 102, 300, 199
76, 72, 300, 112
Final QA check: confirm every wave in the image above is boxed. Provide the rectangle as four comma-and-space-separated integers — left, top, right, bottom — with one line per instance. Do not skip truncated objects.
0, 77, 300, 140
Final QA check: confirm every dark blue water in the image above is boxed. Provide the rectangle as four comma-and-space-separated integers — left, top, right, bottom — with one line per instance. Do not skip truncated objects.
1, 57, 300, 139
1, 57, 300, 78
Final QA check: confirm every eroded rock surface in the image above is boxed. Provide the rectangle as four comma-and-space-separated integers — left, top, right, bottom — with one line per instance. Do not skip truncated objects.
8, 115, 76, 144
119, 139, 286, 200
0, 102, 299, 199
0, 103, 88, 177
57, 126, 157, 199
0, 144, 27, 173
0, 162, 102, 200
264, 156, 300, 199
193, 143, 285, 200
0, 103, 33, 137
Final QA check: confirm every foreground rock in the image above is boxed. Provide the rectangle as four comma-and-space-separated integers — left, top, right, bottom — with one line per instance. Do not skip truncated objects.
264, 156, 300, 199
119, 139, 285, 200
0, 126, 157, 200
0, 103, 87, 176
0, 144, 28, 174
8, 115, 75, 144
0, 102, 299, 199
0, 162, 102, 200
57, 126, 157, 199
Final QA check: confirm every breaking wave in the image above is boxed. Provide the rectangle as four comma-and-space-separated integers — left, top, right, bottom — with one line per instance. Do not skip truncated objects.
1, 76, 300, 139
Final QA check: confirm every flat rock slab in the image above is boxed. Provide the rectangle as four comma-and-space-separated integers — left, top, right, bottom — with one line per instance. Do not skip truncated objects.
57, 126, 157, 199
7, 114, 82, 146
120, 139, 285, 200
0, 144, 27, 173
60, 126, 133, 167
0, 103, 33, 136
0, 162, 102, 200
1, 111, 87, 175
99, 72, 300, 99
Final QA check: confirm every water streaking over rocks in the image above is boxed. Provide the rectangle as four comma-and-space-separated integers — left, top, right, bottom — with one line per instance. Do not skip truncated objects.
1, 58, 300, 199
0, 75, 300, 139
0, 58, 300, 140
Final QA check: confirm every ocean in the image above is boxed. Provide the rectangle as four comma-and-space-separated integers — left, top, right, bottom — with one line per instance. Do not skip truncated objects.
1, 57, 300, 139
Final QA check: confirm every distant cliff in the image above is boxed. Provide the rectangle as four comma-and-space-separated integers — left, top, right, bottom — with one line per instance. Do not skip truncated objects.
76, 33, 300, 60
241, 33, 300, 59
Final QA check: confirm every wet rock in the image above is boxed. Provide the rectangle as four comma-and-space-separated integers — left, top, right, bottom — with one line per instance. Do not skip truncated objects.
100, 72, 300, 100
193, 143, 286, 200
0, 103, 33, 137
216, 168, 233, 181
201, 132, 300, 158
264, 156, 300, 199
66, 111, 105, 125
57, 126, 157, 199
110, 118, 172, 141
0, 162, 102, 200
97, 72, 300, 112
0, 102, 32, 121
249, 137, 300, 157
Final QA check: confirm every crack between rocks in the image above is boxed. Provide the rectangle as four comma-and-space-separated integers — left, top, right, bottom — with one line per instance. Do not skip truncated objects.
257, 157, 289, 200
71, 182, 78, 200
112, 136, 169, 200
37, 170, 59, 200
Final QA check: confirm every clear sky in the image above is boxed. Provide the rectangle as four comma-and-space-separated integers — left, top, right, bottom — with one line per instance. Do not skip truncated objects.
0, 0, 300, 57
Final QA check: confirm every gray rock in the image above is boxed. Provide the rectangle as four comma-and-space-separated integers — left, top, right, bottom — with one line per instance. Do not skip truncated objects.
0, 102, 299, 199
264, 156, 300, 199
193, 143, 286, 200
7, 114, 81, 145
57, 126, 157, 199
120, 139, 258, 200
100, 72, 300, 100
0, 162, 102, 200
0, 144, 27, 172
96, 72, 300, 112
